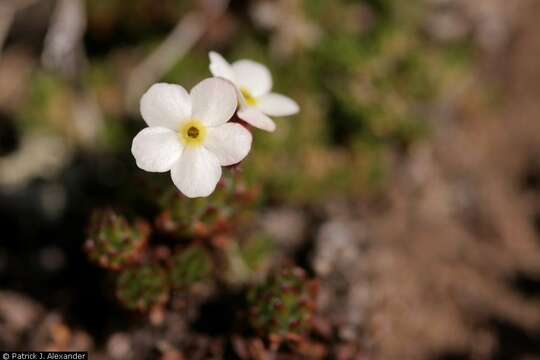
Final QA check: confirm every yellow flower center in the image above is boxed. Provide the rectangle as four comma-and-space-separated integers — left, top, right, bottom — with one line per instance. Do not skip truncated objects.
179, 119, 207, 147
240, 87, 258, 106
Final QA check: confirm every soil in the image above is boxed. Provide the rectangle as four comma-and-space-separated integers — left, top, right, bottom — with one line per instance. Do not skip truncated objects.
364, 1, 540, 358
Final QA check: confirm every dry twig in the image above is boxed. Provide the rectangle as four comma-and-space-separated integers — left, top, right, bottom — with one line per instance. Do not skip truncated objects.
125, 0, 230, 112
0, 0, 41, 57
42, 0, 87, 80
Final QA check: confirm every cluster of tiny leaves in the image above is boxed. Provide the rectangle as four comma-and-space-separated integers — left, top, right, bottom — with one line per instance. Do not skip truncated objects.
116, 263, 169, 310
115, 245, 215, 311
239, 235, 275, 273
248, 266, 317, 338
85, 209, 149, 270
155, 175, 258, 239
169, 245, 213, 289
85, 209, 220, 310
85, 174, 268, 312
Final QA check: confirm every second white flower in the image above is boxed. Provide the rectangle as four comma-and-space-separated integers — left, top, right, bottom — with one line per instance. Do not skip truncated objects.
209, 51, 299, 132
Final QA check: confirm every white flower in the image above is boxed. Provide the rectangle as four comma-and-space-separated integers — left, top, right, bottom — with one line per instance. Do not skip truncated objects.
132, 78, 252, 198
209, 51, 299, 132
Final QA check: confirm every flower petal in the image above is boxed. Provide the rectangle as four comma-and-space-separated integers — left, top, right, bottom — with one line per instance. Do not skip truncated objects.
132, 127, 183, 172
209, 51, 235, 82
232, 60, 272, 97
171, 147, 222, 198
140, 83, 192, 129
237, 108, 276, 132
205, 123, 252, 166
191, 78, 237, 127
257, 93, 299, 117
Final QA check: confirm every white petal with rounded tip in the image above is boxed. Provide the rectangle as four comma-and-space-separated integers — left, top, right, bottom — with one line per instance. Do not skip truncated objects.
191, 78, 237, 127
140, 83, 192, 129
131, 127, 183, 172
257, 93, 300, 117
205, 123, 252, 166
237, 107, 276, 132
209, 51, 235, 82
232, 60, 273, 97
171, 147, 222, 198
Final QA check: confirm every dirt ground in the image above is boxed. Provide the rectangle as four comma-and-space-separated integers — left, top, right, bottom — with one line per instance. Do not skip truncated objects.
362, 1, 540, 358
